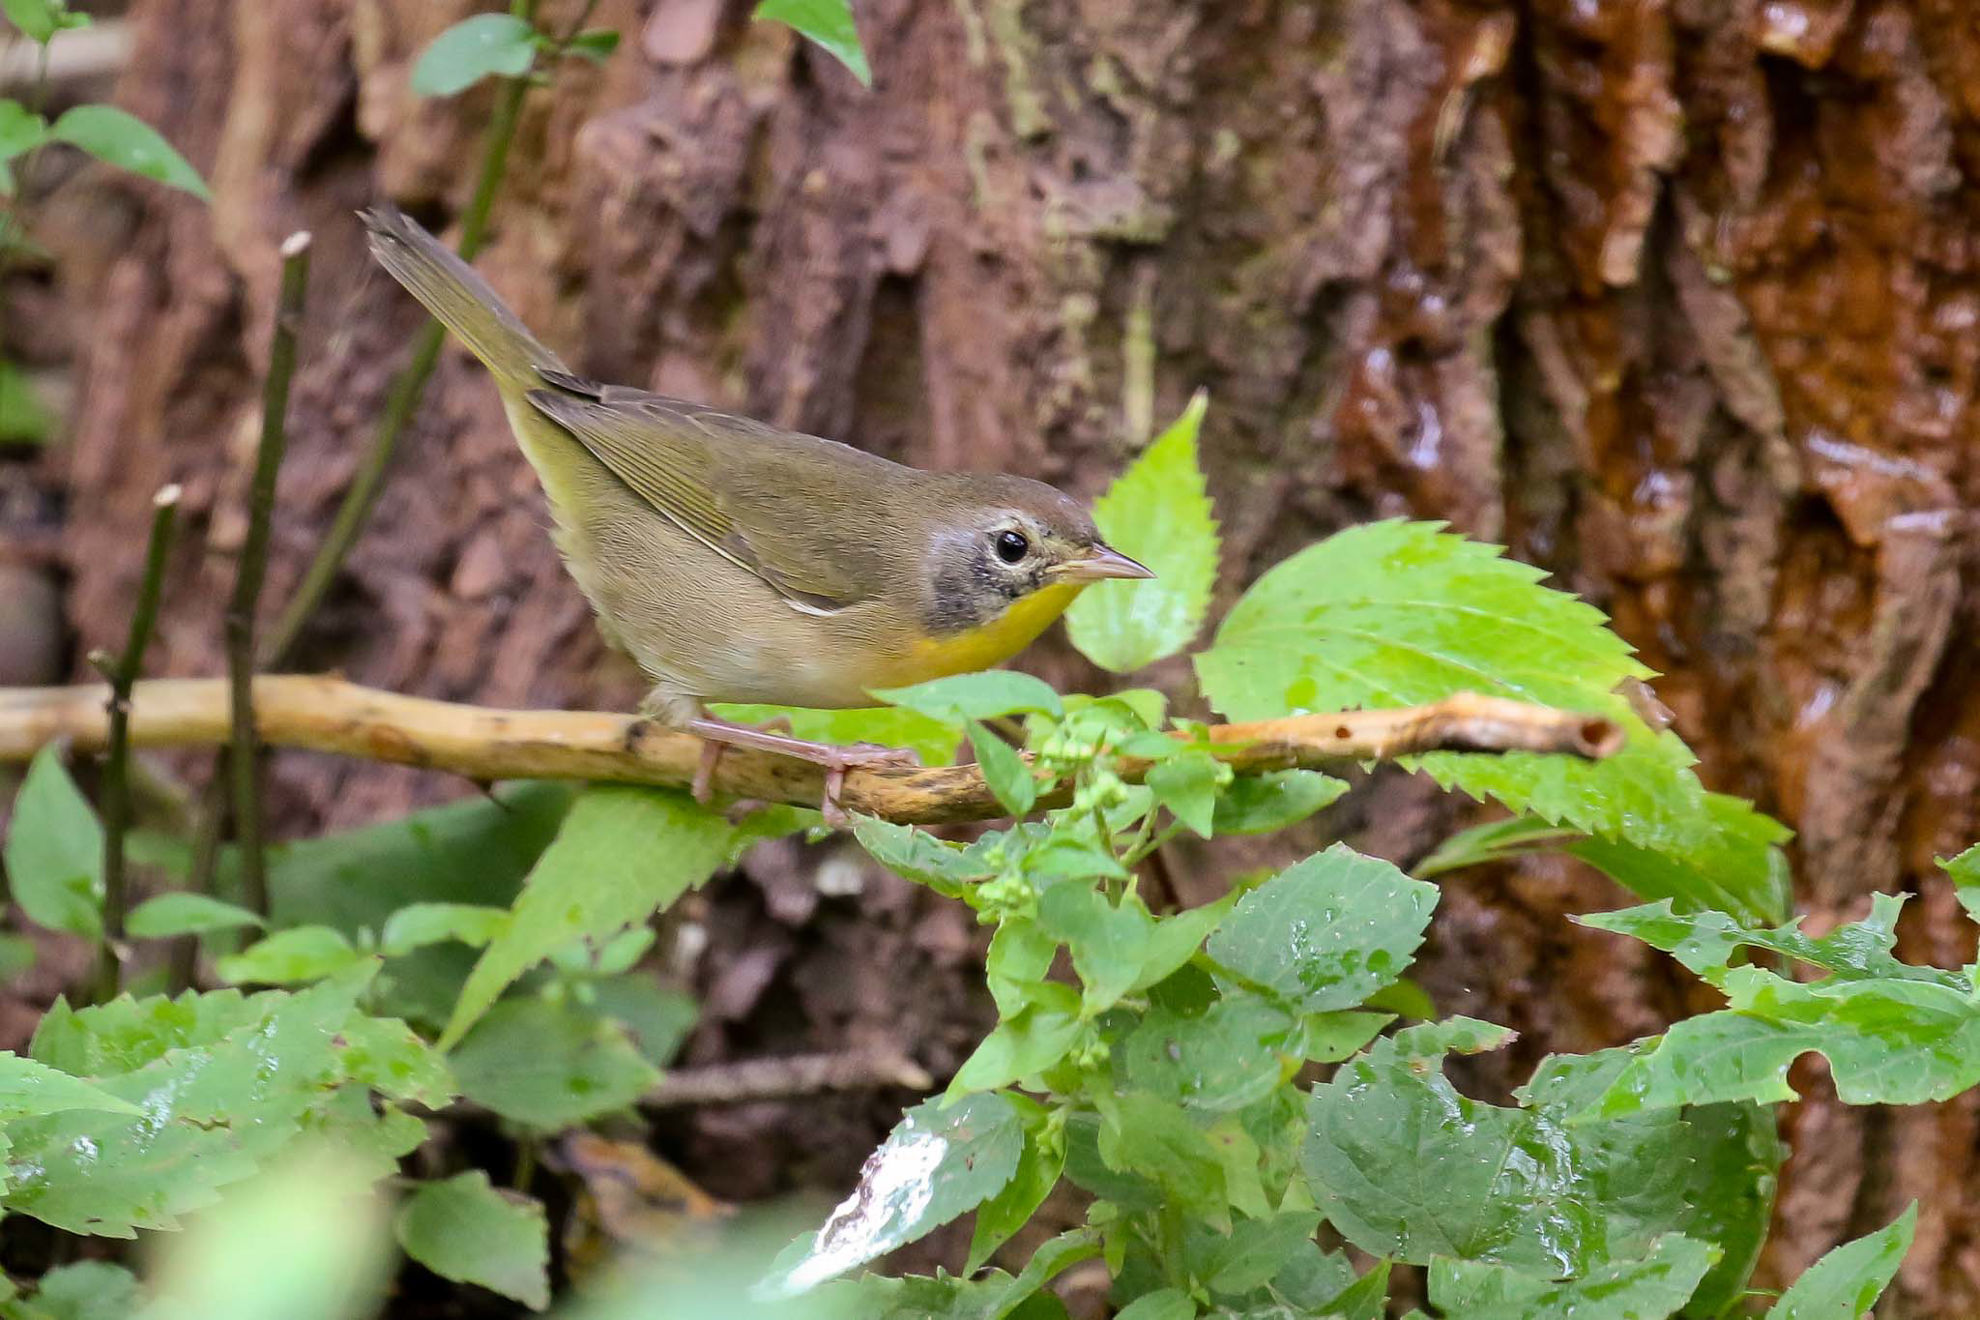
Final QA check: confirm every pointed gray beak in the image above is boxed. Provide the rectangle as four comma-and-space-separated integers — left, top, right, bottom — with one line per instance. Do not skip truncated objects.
1056, 543, 1156, 583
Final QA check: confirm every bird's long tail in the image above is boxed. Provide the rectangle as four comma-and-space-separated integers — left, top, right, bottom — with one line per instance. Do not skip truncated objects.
359, 205, 567, 388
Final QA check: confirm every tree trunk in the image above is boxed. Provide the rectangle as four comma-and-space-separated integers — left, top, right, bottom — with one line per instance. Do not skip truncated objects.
38, 0, 1980, 1309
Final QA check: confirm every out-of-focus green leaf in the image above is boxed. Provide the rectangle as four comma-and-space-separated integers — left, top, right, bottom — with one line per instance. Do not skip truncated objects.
564, 27, 620, 64
450, 995, 659, 1128
760, 1092, 1023, 1296
215, 926, 366, 986
0, 101, 48, 161
753, 0, 871, 86
9, 1261, 138, 1320
1064, 392, 1219, 672
1, 0, 88, 44
379, 901, 507, 956
443, 786, 731, 1048
395, 1171, 550, 1310
873, 672, 1062, 723
711, 703, 963, 767
1766, 1204, 1915, 1319
127, 892, 264, 939
0, 358, 54, 444
4, 745, 104, 938
584, 973, 697, 1068
142, 1144, 395, 1320
51, 105, 208, 199
409, 13, 536, 97
1207, 844, 1435, 1013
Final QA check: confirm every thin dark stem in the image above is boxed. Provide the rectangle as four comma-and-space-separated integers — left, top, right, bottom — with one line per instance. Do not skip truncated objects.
227, 232, 311, 916
88, 484, 181, 1004
260, 0, 541, 669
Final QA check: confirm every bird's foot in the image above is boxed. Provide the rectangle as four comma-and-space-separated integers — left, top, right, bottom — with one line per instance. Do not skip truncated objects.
683, 717, 919, 825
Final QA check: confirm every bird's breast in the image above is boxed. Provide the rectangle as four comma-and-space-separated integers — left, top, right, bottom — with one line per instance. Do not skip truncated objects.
869, 580, 1085, 690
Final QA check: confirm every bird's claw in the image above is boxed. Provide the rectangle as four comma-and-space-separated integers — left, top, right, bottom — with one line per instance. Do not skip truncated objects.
816, 743, 922, 826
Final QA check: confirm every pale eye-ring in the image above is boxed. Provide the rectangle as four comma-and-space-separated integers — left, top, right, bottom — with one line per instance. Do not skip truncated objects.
994, 529, 1030, 564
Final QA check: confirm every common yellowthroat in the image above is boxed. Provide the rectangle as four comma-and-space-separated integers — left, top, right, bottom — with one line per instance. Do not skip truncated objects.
361, 206, 1151, 815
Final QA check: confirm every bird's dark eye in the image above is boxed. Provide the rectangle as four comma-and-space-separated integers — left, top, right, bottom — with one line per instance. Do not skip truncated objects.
994, 530, 1030, 564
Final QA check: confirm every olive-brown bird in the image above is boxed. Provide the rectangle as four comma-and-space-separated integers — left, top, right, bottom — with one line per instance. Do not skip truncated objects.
361, 206, 1151, 817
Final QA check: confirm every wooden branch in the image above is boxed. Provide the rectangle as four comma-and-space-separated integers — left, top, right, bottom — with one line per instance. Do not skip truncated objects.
0, 677, 1622, 826
641, 1050, 934, 1110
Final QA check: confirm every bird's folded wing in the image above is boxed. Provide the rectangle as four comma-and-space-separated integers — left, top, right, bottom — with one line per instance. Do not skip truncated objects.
525, 383, 886, 613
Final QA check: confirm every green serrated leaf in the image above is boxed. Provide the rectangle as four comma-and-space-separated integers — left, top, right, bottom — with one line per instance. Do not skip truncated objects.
396, 1171, 550, 1310
449, 996, 659, 1128
1767, 1204, 1915, 1319
1569, 791, 1793, 924
409, 13, 537, 97
1146, 749, 1221, 837
4, 745, 104, 938
1098, 1093, 1226, 1222
379, 901, 508, 956
442, 786, 731, 1049
1297, 1009, 1394, 1063
951, 1001, 1083, 1095
1120, 991, 1298, 1112
1592, 967, 1980, 1114
1209, 769, 1347, 837
873, 671, 1062, 723
0, 100, 48, 161
1306, 1029, 1780, 1287
0, 1053, 139, 1121
712, 702, 962, 767
762, 1092, 1023, 1296
852, 817, 989, 898
1579, 893, 1954, 986
1316, 1258, 1392, 1319
1941, 843, 1980, 924
215, 925, 366, 986
1038, 881, 1151, 1016
1427, 1234, 1716, 1320
51, 105, 208, 199
967, 1096, 1063, 1273
753, 0, 871, 86
6, 970, 380, 1235
127, 892, 265, 939
1064, 392, 1219, 672
1207, 844, 1435, 1013
970, 722, 1038, 816
1194, 520, 1786, 921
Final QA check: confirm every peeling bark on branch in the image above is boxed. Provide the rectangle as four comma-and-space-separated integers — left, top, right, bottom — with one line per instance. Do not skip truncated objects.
0, 678, 1618, 826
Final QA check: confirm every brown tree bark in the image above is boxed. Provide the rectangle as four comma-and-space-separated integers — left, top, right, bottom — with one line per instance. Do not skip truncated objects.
33, 0, 1980, 1309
